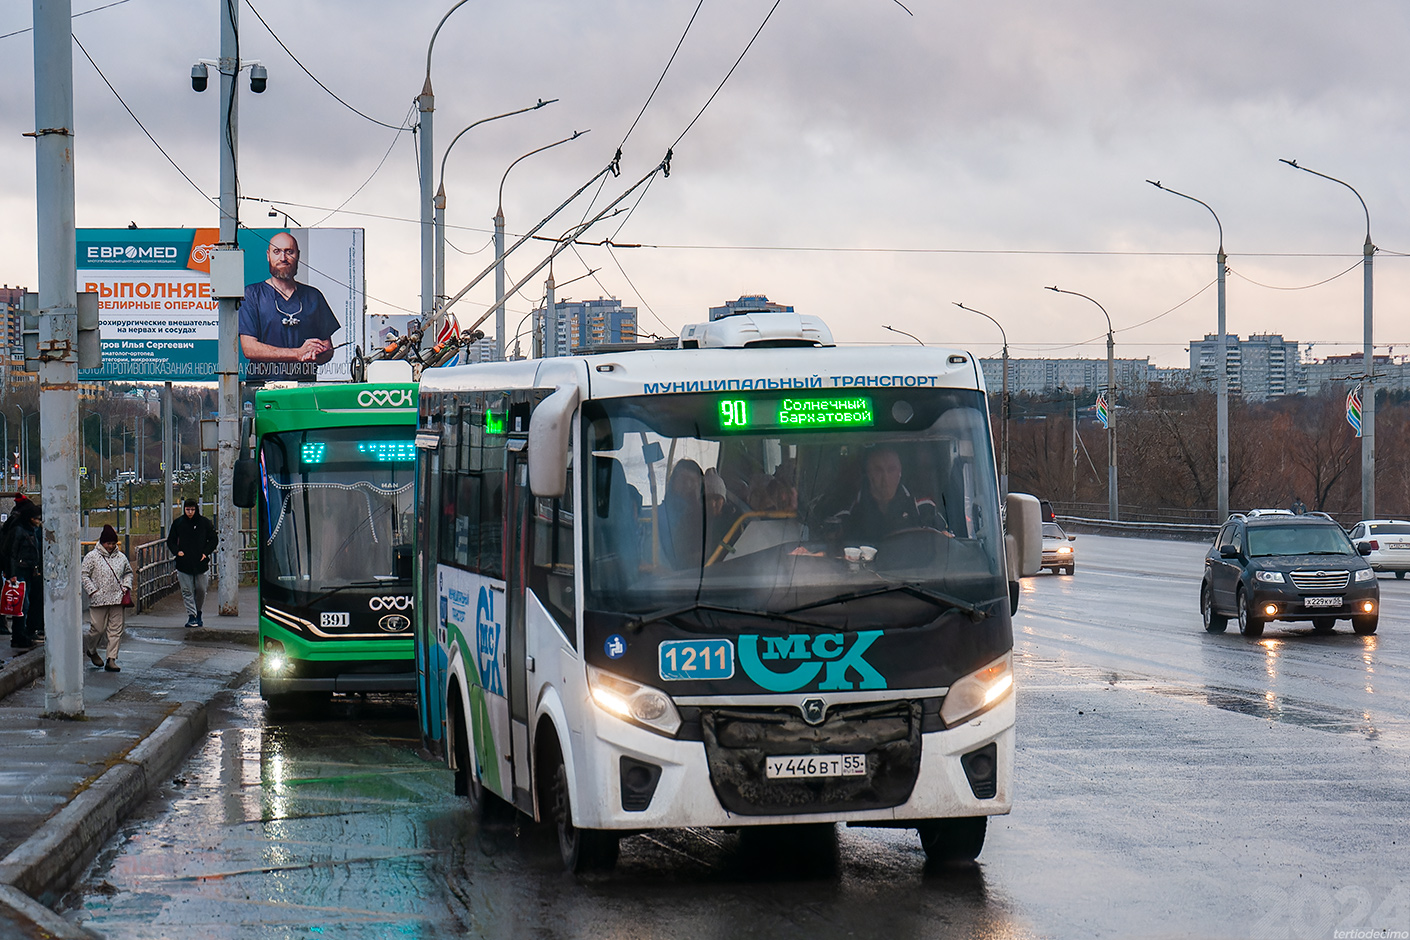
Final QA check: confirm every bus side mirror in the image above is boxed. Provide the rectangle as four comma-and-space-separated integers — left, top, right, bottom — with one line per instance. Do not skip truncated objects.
528, 385, 580, 498
233, 457, 259, 508
1005, 493, 1042, 584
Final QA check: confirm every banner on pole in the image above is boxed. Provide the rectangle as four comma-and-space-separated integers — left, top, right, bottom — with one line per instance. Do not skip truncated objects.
1347, 385, 1363, 438
1095, 392, 1110, 429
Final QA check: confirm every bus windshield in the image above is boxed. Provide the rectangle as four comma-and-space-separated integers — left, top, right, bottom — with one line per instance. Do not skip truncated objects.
582, 388, 1006, 622
258, 426, 416, 599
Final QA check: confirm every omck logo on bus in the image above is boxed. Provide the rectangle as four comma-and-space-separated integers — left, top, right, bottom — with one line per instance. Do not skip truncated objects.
86, 245, 180, 260
357, 389, 414, 408
738, 630, 886, 692
369, 595, 412, 611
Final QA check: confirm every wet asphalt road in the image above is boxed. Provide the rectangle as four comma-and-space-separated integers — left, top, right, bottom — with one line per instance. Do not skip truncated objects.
66, 535, 1410, 939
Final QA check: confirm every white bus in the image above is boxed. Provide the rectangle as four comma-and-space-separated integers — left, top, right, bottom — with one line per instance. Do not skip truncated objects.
413, 311, 1038, 872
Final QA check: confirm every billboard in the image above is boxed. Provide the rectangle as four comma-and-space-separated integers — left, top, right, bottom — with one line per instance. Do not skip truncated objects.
77, 227, 365, 384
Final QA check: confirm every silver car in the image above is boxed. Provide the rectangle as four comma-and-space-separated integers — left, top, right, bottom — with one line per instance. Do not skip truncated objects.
1041, 522, 1076, 575
1349, 520, 1410, 578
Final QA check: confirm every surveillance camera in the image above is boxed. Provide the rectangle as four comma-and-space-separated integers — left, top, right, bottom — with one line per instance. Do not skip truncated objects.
249, 64, 267, 94
190, 63, 208, 93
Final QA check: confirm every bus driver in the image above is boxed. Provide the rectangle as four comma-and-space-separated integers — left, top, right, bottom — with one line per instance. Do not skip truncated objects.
837, 445, 944, 544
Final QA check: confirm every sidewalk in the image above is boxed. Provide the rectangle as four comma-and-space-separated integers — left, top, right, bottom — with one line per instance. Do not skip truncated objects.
0, 585, 259, 939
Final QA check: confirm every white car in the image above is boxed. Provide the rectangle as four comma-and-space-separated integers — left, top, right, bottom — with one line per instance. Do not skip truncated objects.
1041, 522, 1076, 575
1349, 520, 1410, 578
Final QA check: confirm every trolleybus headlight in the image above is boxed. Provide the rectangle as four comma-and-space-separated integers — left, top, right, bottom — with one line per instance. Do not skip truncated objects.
587, 665, 682, 737
263, 637, 289, 675
939, 652, 1013, 728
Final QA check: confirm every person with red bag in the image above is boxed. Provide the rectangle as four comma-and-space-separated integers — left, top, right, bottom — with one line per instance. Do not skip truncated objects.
81, 524, 133, 672
1, 501, 43, 650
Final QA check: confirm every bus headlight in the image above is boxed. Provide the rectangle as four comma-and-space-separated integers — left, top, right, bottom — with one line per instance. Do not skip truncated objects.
263, 638, 289, 675
587, 665, 681, 737
940, 652, 1014, 728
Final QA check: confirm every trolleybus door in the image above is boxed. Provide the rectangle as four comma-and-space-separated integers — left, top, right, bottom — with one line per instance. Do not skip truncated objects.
505, 443, 533, 809
415, 437, 446, 750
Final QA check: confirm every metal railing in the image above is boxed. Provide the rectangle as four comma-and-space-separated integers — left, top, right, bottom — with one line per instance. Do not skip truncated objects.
87, 528, 257, 614
1058, 515, 1219, 543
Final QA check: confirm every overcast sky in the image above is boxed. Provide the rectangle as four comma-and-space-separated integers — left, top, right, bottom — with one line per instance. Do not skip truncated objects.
4, 0, 1410, 367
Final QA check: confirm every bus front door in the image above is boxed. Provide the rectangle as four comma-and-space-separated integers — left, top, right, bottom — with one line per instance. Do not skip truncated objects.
505, 445, 533, 812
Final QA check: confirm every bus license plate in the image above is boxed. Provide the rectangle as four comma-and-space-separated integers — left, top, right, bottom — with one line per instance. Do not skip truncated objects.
659, 638, 734, 681
765, 754, 867, 779
1305, 596, 1342, 608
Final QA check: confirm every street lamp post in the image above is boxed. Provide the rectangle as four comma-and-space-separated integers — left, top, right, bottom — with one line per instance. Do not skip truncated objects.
497, 131, 585, 360
1148, 180, 1229, 521
1047, 286, 1117, 521
954, 302, 1010, 497
432, 101, 560, 344
1281, 159, 1376, 520
419, 1, 473, 324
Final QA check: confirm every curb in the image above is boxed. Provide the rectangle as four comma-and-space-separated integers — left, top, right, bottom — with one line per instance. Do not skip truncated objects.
0, 700, 209, 935
0, 647, 45, 701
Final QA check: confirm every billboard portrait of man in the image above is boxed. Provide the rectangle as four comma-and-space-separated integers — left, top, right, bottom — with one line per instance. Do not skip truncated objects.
240, 231, 341, 382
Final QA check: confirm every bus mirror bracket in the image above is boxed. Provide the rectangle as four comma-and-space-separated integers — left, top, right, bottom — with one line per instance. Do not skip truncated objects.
528, 385, 581, 498
233, 458, 259, 508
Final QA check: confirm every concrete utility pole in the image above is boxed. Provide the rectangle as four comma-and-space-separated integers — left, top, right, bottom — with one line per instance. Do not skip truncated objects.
216, 0, 240, 614
32, 0, 84, 715
162, 381, 173, 534
419, 2, 471, 325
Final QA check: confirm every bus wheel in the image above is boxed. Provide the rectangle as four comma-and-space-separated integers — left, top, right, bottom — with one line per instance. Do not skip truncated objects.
917, 816, 987, 863
547, 744, 618, 873
449, 698, 514, 823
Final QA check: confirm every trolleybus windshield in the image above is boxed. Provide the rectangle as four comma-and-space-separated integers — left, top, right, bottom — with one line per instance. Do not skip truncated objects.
258, 426, 416, 601
583, 387, 1006, 623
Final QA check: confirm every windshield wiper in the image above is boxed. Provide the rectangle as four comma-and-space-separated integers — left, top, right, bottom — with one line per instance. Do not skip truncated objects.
625, 602, 828, 632
787, 584, 987, 621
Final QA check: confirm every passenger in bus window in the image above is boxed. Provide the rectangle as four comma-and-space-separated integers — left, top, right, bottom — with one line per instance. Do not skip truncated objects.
659, 459, 706, 569
703, 469, 739, 549
835, 446, 946, 544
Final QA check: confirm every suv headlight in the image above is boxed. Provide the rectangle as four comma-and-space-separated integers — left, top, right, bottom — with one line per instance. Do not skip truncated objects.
587, 664, 682, 736
1355, 568, 1376, 582
940, 652, 1014, 728
1254, 570, 1286, 583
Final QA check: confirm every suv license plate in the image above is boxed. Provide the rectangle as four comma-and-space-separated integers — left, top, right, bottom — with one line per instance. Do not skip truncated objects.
1305, 596, 1342, 608
765, 754, 867, 779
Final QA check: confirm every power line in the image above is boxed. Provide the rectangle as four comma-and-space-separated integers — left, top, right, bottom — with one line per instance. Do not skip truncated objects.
243, 0, 412, 132
618, 0, 704, 149
672, 0, 784, 149
1227, 259, 1363, 291
71, 33, 215, 208
309, 102, 416, 226
0, 0, 134, 41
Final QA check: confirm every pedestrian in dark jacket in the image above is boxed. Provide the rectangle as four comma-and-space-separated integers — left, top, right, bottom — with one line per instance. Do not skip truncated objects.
166, 498, 218, 627
2, 502, 44, 649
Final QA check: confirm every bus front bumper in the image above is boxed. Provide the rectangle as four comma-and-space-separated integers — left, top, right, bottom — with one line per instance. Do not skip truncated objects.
569, 693, 1015, 831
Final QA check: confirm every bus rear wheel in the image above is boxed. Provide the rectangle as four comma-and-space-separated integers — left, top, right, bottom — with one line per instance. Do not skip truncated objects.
545, 739, 619, 873
449, 698, 514, 823
917, 816, 987, 863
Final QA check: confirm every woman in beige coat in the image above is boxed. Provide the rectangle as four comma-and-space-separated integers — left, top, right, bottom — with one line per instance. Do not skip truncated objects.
81, 524, 133, 672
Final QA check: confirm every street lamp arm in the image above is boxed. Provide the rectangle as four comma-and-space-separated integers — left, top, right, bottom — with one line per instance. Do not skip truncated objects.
424, 0, 473, 89
1279, 159, 1372, 246
881, 324, 924, 345
1045, 285, 1112, 333
437, 99, 561, 192
499, 129, 590, 210
952, 301, 1006, 348
1146, 180, 1223, 254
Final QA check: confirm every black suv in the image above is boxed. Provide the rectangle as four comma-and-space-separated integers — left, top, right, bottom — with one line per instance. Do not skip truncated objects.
1201, 510, 1379, 637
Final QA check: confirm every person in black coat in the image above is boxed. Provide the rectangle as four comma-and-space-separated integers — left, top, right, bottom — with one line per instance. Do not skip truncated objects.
166, 498, 218, 627
1, 502, 44, 649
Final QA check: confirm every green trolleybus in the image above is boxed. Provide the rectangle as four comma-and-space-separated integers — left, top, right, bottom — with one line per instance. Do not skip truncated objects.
412, 311, 1040, 872
237, 381, 418, 703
